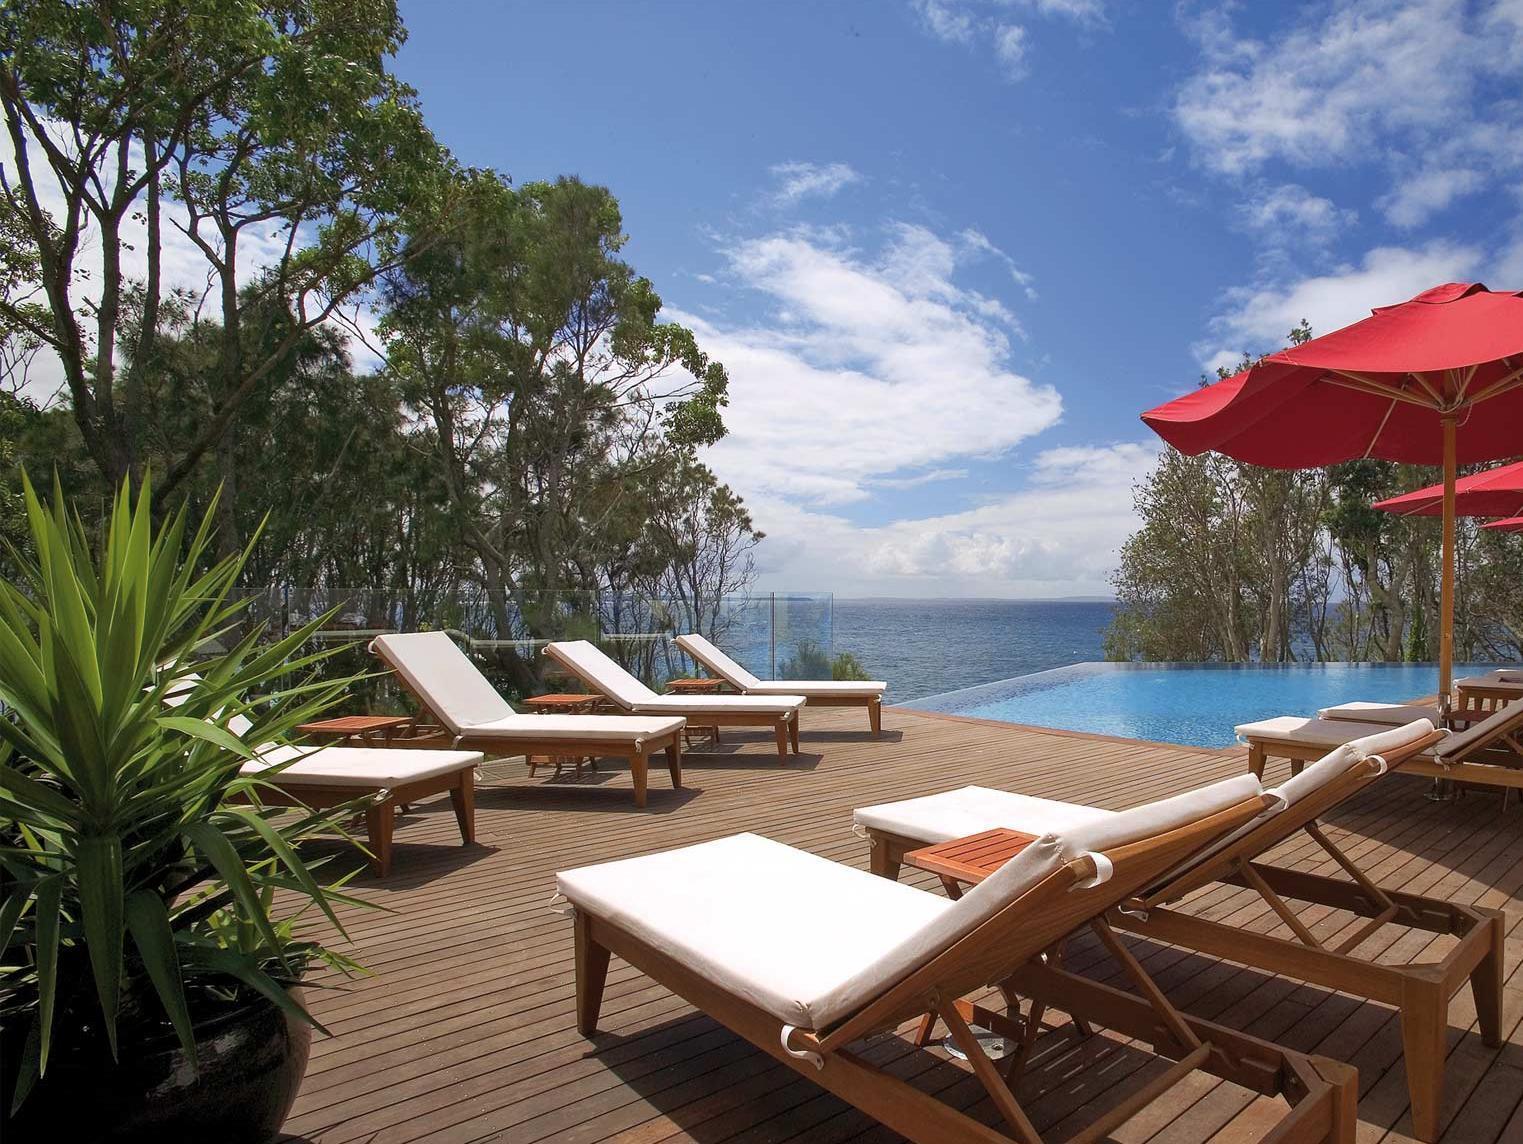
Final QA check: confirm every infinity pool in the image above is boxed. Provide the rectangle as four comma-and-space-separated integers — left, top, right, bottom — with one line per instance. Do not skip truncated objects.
903, 661, 1514, 749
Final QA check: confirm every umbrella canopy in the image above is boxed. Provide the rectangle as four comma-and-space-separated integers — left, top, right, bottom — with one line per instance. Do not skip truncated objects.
1372, 458, 1523, 518
1482, 516, 1523, 534
1142, 281, 1523, 700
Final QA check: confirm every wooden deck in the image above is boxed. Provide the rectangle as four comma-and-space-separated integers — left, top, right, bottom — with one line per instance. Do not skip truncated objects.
278, 707, 1523, 1144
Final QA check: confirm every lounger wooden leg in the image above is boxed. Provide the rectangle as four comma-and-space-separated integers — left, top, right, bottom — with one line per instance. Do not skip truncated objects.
868, 837, 901, 880
665, 737, 683, 789
774, 719, 789, 759
364, 799, 395, 877
449, 772, 475, 845
631, 750, 649, 809
574, 912, 610, 1036
912, 1011, 938, 1046
939, 1000, 1042, 1144
1400, 980, 1448, 1143
789, 715, 800, 754
1471, 914, 1505, 1049
1248, 743, 1266, 780
868, 695, 882, 737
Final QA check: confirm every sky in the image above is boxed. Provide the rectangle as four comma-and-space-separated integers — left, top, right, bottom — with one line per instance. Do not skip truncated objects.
25, 1, 1523, 599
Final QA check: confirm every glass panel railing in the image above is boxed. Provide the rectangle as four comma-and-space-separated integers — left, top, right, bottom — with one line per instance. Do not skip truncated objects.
218, 587, 834, 701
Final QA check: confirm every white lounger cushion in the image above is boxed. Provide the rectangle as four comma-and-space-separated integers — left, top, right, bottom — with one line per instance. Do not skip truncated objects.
465, 713, 685, 742
1466, 670, 1523, 685
562, 774, 1261, 1031
547, 640, 805, 714
372, 631, 685, 740
853, 724, 1433, 901
855, 787, 1116, 845
673, 633, 766, 690
245, 745, 481, 787
372, 631, 514, 732
1319, 701, 1442, 725
742, 680, 887, 698
1238, 714, 1451, 762
674, 633, 886, 697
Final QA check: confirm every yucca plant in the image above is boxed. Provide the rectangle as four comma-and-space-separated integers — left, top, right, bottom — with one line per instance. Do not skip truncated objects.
0, 473, 371, 1113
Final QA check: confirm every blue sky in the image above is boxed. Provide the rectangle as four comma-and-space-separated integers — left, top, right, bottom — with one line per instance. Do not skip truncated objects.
394, 0, 1523, 597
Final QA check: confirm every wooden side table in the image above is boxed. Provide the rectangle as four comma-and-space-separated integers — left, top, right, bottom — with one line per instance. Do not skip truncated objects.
664, 677, 724, 745
903, 827, 1051, 1061
522, 693, 601, 776
296, 714, 415, 746
904, 828, 1040, 900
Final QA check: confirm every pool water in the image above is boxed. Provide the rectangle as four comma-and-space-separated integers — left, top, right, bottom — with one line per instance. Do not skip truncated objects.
903, 662, 1515, 749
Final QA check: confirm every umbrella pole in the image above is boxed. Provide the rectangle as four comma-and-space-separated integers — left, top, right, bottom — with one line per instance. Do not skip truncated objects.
1439, 416, 1457, 712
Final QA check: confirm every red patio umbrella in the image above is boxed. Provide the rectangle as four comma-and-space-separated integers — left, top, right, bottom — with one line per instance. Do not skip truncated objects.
1372, 458, 1523, 518
1482, 517, 1523, 534
1142, 282, 1523, 700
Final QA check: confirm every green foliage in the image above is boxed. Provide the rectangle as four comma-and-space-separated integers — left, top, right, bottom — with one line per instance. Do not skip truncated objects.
0, 473, 370, 1110
778, 641, 872, 681
0, 0, 448, 495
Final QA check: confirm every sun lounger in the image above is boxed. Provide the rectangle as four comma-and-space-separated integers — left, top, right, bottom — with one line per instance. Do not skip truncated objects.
370, 631, 686, 808
1318, 700, 1444, 725
674, 632, 887, 735
543, 639, 806, 759
854, 721, 1501, 1141
561, 775, 1359, 1143
242, 743, 480, 876
164, 674, 480, 876
1237, 698, 1523, 791
1456, 670, 1523, 715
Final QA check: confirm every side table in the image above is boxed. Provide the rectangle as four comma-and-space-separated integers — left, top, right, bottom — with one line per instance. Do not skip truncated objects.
522, 693, 601, 775
296, 714, 415, 747
664, 677, 724, 745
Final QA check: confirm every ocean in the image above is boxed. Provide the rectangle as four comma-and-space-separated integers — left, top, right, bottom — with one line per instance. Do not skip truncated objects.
832, 598, 1116, 702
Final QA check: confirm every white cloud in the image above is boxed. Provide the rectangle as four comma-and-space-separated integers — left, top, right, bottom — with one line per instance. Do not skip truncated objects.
871, 467, 969, 489
747, 441, 1155, 597
993, 24, 1029, 78
912, 0, 976, 43
1203, 240, 1484, 356
1174, 1, 1523, 179
958, 228, 1039, 298
1380, 166, 1486, 228
687, 221, 1060, 506
768, 161, 862, 205
1237, 183, 1355, 244
909, 0, 1106, 78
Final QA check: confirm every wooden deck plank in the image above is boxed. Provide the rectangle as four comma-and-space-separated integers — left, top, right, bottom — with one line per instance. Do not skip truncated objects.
276, 706, 1523, 1144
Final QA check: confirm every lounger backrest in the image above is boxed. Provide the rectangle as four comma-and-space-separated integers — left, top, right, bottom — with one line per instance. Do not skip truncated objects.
371, 631, 513, 733
1147, 719, 1439, 905
674, 633, 764, 691
1439, 700, 1523, 759
542, 640, 659, 708
814, 773, 1263, 1038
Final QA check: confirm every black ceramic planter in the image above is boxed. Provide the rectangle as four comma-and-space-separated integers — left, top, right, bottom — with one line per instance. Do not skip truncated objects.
3, 989, 311, 1143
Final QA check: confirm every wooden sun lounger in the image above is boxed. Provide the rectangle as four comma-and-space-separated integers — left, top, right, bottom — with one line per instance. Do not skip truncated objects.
244, 745, 480, 877
674, 632, 887, 736
370, 632, 686, 808
561, 779, 1358, 1143
164, 673, 479, 876
1456, 671, 1523, 716
543, 639, 806, 759
856, 722, 1504, 1142
1237, 698, 1523, 792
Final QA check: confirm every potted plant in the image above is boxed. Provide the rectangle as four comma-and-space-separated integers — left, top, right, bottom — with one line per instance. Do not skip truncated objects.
0, 475, 369, 1142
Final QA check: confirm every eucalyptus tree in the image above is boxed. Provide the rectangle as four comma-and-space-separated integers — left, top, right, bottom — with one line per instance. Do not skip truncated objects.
381, 172, 731, 688
0, 0, 448, 497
